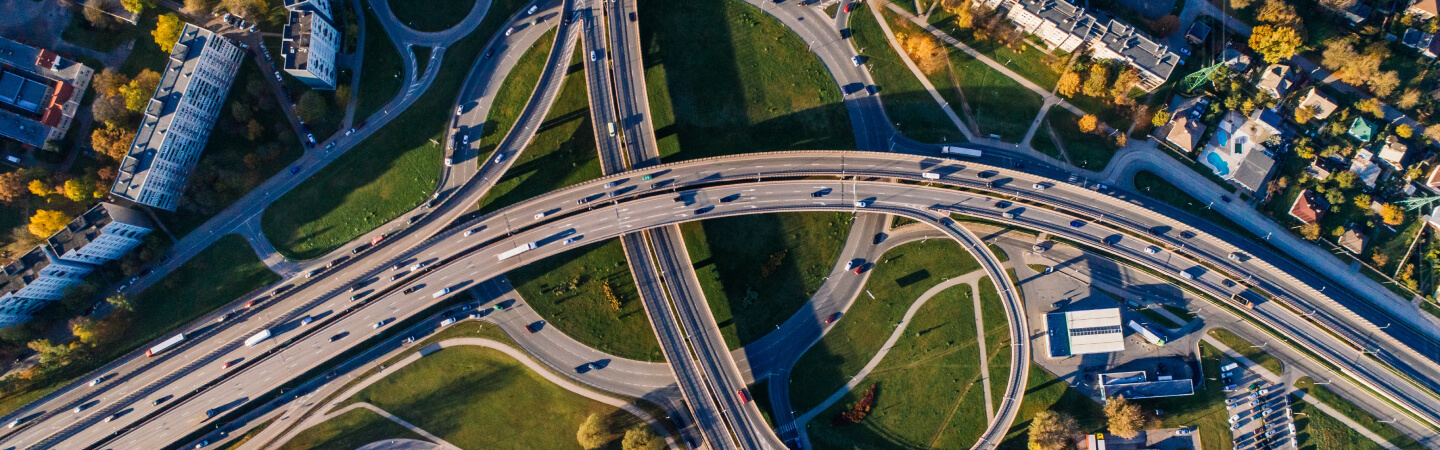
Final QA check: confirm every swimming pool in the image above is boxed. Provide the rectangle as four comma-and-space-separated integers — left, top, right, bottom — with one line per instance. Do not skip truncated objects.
1206, 151, 1231, 177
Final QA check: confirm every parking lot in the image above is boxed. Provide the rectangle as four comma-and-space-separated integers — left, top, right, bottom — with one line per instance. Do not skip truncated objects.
1221, 361, 1297, 449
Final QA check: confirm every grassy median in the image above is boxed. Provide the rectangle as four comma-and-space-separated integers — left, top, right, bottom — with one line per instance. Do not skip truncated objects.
1293, 377, 1425, 449
355, 3, 404, 122
387, 0, 479, 32
343, 345, 638, 448
978, 276, 1012, 408
1041, 109, 1117, 171
263, 1, 532, 260
471, 28, 557, 168
1208, 327, 1285, 376
476, 47, 601, 214
507, 239, 661, 362
640, 0, 855, 160
805, 282, 987, 448
681, 212, 854, 349
789, 239, 979, 414
278, 408, 424, 450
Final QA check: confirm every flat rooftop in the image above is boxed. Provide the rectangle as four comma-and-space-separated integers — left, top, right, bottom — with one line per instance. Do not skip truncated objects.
1099, 370, 1196, 399
283, 10, 319, 70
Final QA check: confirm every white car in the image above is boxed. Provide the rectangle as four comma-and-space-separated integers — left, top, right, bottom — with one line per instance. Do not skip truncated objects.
372, 321, 385, 329
505, 27, 515, 36
844, 261, 854, 271
854, 201, 868, 207
1227, 414, 1239, 423
89, 376, 105, 386
534, 212, 548, 220
411, 262, 427, 271
851, 56, 861, 66
300, 316, 314, 326
563, 237, 578, 245
1032, 183, 1046, 190
528, 5, 538, 14
1145, 246, 1160, 254
495, 152, 507, 162
444, 158, 453, 166
1175, 428, 1190, 435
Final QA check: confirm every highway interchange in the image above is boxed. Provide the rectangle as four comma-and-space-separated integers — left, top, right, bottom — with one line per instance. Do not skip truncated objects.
5, 0, 1440, 448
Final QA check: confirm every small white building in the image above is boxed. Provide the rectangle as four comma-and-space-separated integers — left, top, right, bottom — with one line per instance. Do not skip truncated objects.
1046, 308, 1126, 358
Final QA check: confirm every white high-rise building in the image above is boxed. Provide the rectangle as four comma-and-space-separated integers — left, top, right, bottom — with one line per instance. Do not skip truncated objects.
110, 24, 244, 211
0, 247, 95, 328
283, 0, 340, 89
47, 202, 154, 266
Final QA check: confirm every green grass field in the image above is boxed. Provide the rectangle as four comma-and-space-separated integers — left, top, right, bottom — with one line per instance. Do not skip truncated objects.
1162, 304, 1197, 322
355, 4, 404, 122
278, 408, 424, 450
1293, 377, 1425, 449
1208, 328, 1284, 376
1030, 120, 1062, 159
805, 283, 987, 449
1043, 109, 1116, 171
263, 4, 532, 260
640, 0, 855, 160
1138, 307, 1184, 329
789, 239, 980, 413
1290, 396, 1386, 450
387, 0, 478, 32
507, 239, 661, 362
471, 28, 557, 168
977, 276, 1012, 407
680, 212, 853, 349
853, 7, 963, 143
476, 48, 601, 214
343, 345, 638, 448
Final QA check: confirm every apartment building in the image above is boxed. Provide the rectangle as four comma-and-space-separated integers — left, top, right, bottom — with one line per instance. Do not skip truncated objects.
283, 0, 340, 89
0, 247, 94, 328
1004, 0, 1181, 91
47, 202, 154, 266
0, 36, 94, 149
110, 24, 244, 211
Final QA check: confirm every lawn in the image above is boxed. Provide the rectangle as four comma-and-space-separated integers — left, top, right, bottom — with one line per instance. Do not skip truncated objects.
354, 2, 405, 122
924, 9, 1063, 90
978, 276, 1012, 408
507, 239, 661, 362
263, 2, 530, 260
1162, 304, 1197, 322
476, 47, 602, 214
1293, 377, 1426, 450
1289, 396, 1386, 450
851, 7, 963, 144
1043, 108, 1117, 171
881, 10, 1043, 143
151, 60, 304, 236
995, 363, 1105, 449
387, 0, 478, 32
343, 345, 638, 449
640, 0, 856, 160
1132, 170, 1250, 237
278, 408, 424, 450
122, 235, 280, 354
805, 283, 988, 449
217, 418, 274, 450
61, 8, 150, 54
680, 212, 854, 349
1208, 328, 1285, 376
1138, 307, 1184, 329
1030, 120, 1062, 159
789, 239, 980, 413
471, 28, 557, 167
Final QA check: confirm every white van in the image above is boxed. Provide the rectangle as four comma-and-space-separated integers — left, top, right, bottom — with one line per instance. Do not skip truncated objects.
432, 288, 451, 299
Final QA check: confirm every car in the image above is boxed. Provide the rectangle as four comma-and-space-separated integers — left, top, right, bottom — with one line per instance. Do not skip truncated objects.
1032, 183, 1046, 190
591, 50, 598, 61
1224, 384, 1237, 391
244, 300, 257, 309
495, 152, 507, 162
1259, 388, 1269, 395
1145, 246, 1160, 254
402, 287, 417, 294
864, 84, 878, 96
1262, 407, 1273, 415
372, 320, 385, 328
350, 294, 363, 301
218, 312, 234, 323
854, 201, 868, 207
1069, 220, 1085, 228
329, 334, 344, 342
462, 134, 469, 146
825, 312, 841, 324
1249, 382, 1260, 391
642, 174, 655, 181
345, 128, 354, 136
1230, 422, 1242, 430
1014, 161, 1025, 169
843, 2, 855, 12
1220, 195, 1231, 203
844, 260, 855, 271
1176, 428, 1191, 435
842, 84, 860, 95
389, 274, 401, 281
274, 71, 281, 82
851, 56, 862, 66
854, 266, 863, 274
526, 321, 544, 333
563, 237, 579, 245
444, 157, 453, 166
483, 49, 495, 59
403, 336, 416, 344
1249, 399, 1260, 407
412, 262, 427, 270
90, 376, 106, 386
195, 440, 210, 448
1228, 414, 1240, 424
577, 197, 588, 205
505, 27, 515, 36
222, 361, 233, 369
534, 212, 548, 220
1043, 266, 1053, 274
301, 316, 314, 326
812, 191, 825, 197
605, 181, 617, 188
1051, 300, 1065, 308
465, 228, 479, 237
629, 12, 637, 21
1180, 47, 1192, 56
527, 5, 538, 14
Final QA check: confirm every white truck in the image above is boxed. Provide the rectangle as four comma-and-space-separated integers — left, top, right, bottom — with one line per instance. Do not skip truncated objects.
1128, 320, 1167, 346
941, 146, 982, 157
244, 329, 272, 347
497, 242, 538, 261
432, 288, 451, 299
922, 172, 941, 180
146, 333, 186, 357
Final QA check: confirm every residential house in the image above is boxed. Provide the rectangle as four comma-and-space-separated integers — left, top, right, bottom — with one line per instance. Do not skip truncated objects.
1351, 149, 1382, 189
1222, 45, 1251, 72
1289, 190, 1328, 224
1403, 28, 1437, 58
1425, 165, 1440, 192
1256, 64, 1291, 99
1409, 0, 1438, 18
1234, 147, 1277, 195
1164, 115, 1206, 153
1339, 229, 1369, 254
1186, 22, 1211, 44
1297, 88, 1339, 121
1342, 2, 1372, 25
1349, 117, 1376, 142
1306, 159, 1333, 180
1378, 135, 1409, 169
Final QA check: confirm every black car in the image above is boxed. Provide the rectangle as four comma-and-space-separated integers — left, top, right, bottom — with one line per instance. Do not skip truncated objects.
1014, 161, 1025, 169
484, 49, 495, 59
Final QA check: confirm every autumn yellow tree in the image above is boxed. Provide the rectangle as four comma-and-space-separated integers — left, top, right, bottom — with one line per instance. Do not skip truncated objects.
153, 13, 184, 53
29, 210, 70, 238
1250, 25, 1302, 63
1105, 396, 1155, 439
1300, 222, 1320, 240
901, 32, 947, 74
1057, 72, 1081, 97
1152, 110, 1171, 127
1078, 114, 1098, 133
120, 69, 161, 112
1381, 203, 1405, 226
27, 179, 50, 197
1396, 124, 1413, 139
92, 122, 136, 161
1294, 105, 1317, 123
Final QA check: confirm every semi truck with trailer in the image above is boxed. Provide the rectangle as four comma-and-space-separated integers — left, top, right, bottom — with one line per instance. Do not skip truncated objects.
940, 146, 982, 157
497, 242, 538, 261
146, 334, 186, 357
244, 329, 272, 347
1128, 320, 1167, 346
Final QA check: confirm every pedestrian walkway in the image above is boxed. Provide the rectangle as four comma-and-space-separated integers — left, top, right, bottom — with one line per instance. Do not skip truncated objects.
867, 1, 973, 141
325, 403, 461, 450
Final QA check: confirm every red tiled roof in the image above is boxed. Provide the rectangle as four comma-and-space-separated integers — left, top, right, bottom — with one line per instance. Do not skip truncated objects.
33, 49, 56, 70
1289, 190, 1325, 224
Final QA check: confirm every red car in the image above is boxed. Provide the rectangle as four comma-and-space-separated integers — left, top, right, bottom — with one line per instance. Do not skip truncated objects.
221, 361, 233, 369
825, 312, 842, 324
843, 2, 856, 12
737, 388, 751, 403
243, 301, 256, 309
853, 266, 863, 274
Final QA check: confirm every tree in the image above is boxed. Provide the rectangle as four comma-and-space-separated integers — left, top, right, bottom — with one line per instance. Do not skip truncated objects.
107, 294, 136, 312
1357, 98, 1384, 119
1083, 64, 1109, 97
1324, 188, 1346, 208
1381, 203, 1405, 226
1230, 0, 1253, 9
1250, 26, 1303, 63
1406, 165, 1423, 181
1028, 410, 1079, 450
1353, 193, 1371, 209
0, 171, 25, 204
1256, 0, 1300, 26
621, 426, 664, 450
1397, 89, 1422, 110
92, 123, 137, 161
1300, 222, 1320, 240
1078, 114, 1098, 133
1427, 124, 1440, 143
1396, 124, 1414, 139
121, 69, 161, 112
1110, 67, 1140, 100
246, 119, 264, 141
91, 91, 131, 126
231, 101, 253, 123
1370, 71, 1400, 97
83, 4, 113, 30
1115, 133, 1128, 147
1057, 72, 1081, 97
27, 339, 75, 367
223, 0, 268, 20
295, 91, 328, 124
901, 32, 947, 74
1294, 104, 1317, 124
1333, 170, 1358, 189
27, 179, 49, 197
122, 0, 155, 14
29, 210, 70, 238
576, 413, 610, 450
71, 317, 100, 345
93, 68, 130, 99
334, 84, 352, 107
1320, 0, 1358, 13
1152, 110, 1171, 127
1372, 252, 1389, 267
1104, 396, 1153, 439
184, 0, 214, 14
63, 178, 97, 202
153, 13, 185, 53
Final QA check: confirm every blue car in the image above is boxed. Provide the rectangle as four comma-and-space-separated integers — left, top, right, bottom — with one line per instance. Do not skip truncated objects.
1069, 220, 1085, 228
